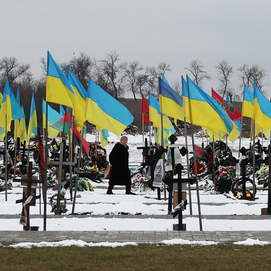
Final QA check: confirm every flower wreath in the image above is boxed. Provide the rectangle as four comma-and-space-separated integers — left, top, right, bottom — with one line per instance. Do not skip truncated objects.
231, 177, 257, 200
49, 194, 68, 214
190, 159, 208, 178
256, 165, 269, 187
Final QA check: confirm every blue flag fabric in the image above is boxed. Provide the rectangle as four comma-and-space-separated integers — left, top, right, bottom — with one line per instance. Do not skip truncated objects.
85, 77, 134, 136
159, 78, 184, 121
253, 79, 271, 130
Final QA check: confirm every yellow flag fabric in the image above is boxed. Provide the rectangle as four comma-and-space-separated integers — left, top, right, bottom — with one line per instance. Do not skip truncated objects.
149, 93, 172, 129
85, 78, 134, 136
46, 51, 85, 130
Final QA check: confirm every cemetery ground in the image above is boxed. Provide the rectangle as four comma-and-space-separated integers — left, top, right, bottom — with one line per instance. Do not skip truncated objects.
1, 243, 271, 270
1, 134, 271, 269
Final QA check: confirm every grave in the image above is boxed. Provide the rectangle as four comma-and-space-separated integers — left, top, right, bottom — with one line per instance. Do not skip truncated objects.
14, 162, 43, 231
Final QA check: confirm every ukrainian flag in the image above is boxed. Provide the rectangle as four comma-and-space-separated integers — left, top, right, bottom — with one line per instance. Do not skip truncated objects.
149, 92, 172, 129
46, 51, 85, 130
254, 80, 271, 130
42, 99, 62, 138
182, 76, 191, 123
85, 77, 134, 136
19, 106, 28, 145
185, 75, 237, 139
159, 78, 184, 121
67, 66, 87, 118
0, 77, 24, 129
27, 94, 37, 142
242, 85, 254, 119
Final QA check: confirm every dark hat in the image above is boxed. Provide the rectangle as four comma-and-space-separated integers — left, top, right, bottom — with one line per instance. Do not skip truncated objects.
168, 134, 177, 144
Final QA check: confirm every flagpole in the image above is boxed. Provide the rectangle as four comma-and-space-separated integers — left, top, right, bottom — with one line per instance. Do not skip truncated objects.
149, 124, 152, 147
142, 112, 144, 143
4, 114, 8, 201
43, 102, 49, 231
159, 79, 166, 201
212, 135, 216, 185
187, 76, 203, 231
27, 139, 30, 174
238, 117, 243, 157
68, 110, 73, 201
72, 124, 84, 214
261, 128, 264, 157
184, 117, 193, 215
13, 135, 18, 183
252, 119, 256, 200
201, 129, 204, 148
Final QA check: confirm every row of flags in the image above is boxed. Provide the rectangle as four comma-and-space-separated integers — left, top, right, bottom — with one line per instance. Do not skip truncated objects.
0, 78, 36, 145
46, 51, 134, 144
0, 50, 270, 153
0, 51, 135, 154
141, 74, 271, 144
243, 80, 271, 138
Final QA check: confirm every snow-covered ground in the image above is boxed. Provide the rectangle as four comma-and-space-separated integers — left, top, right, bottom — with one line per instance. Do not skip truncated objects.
1, 133, 271, 247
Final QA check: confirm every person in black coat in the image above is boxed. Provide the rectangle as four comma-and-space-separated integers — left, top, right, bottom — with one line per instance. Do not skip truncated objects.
106, 136, 134, 194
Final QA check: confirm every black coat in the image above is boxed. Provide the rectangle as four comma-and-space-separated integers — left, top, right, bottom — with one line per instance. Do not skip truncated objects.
109, 142, 131, 186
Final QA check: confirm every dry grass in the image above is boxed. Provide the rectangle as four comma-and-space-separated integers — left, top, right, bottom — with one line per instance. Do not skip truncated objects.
1, 243, 271, 271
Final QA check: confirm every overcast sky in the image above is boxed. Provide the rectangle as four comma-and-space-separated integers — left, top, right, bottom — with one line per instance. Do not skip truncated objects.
2, 0, 271, 98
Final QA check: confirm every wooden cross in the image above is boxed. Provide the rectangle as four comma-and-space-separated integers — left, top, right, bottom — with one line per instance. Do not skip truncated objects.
164, 164, 195, 231
14, 162, 43, 231
48, 142, 76, 214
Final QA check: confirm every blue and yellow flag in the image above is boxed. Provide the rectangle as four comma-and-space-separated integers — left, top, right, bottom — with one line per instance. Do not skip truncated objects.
242, 85, 254, 119
159, 77, 184, 121
157, 120, 176, 147
182, 76, 191, 123
185, 75, 237, 141
42, 99, 62, 138
85, 77, 134, 136
20, 107, 28, 145
148, 92, 172, 129
46, 51, 74, 108
0, 77, 24, 129
46, 51, 85, 130
67, 66, 87, 119
14, 88, 21, 140
27, 94, 37, 142
100, 129, 109, 148
254, 80, 271, 130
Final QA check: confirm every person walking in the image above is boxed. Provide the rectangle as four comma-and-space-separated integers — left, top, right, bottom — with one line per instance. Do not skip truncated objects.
106, 136, 135, 195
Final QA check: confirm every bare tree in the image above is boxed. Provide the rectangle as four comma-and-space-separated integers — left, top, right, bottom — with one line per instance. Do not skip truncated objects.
157, 62, 171, 77
226, 86, 241, 103
215, 61, 234, 98
123, 60, 144, 100
145, 62, 171, 97
98, 51, 125, 99
68, 52, 95, 89
136, 74, 149, 97
0, 56, 31, 89
185, 59, 211, 87
171, 79, 182, 95
39, 57, 47, 79
238, 64, 267, 91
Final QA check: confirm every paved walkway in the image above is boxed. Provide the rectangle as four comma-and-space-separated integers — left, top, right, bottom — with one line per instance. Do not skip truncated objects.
1, 214, 271, 244
1, 230, 271, 244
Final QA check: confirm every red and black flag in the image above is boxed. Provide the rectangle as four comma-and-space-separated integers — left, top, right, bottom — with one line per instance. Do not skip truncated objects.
141, 93, 149, 124
211, 89, 242, 121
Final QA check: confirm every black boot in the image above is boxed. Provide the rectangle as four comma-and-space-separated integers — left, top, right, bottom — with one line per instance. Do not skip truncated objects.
107, 185, 114, 194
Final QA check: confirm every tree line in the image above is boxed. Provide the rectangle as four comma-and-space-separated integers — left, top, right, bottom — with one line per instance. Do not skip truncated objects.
0, 52, 267, 129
